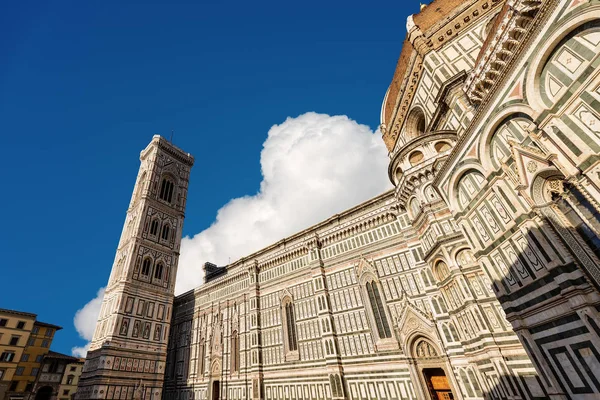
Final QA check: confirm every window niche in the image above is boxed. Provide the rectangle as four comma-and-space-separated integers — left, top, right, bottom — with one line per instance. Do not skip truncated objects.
161, 224, 171, 241
230, 331, 239, 374
159, 176, 176, 203
281, 297, 299, 361
360, 273, 398, 351
434, 141, 452, 153
434, 261, 451, 282
149, 219, 159, 236
405, 108, 427, 140
141, 258, 152, 277
154, 262, 164, 281
409, 150, 425, 166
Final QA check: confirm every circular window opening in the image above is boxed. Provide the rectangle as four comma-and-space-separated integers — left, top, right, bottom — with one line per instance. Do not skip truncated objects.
409, 151, 424, 166
434, 141, 452, 153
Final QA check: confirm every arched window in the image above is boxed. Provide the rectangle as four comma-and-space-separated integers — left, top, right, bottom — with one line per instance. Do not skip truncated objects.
435, 261, 450, 281
329, 374, 344, 398
334, 375, 343, 398
409, 151, 425, 166
159, 178, 175, 203
409, 198, 421, 218
405, 108, 427, 140
283, 301, 298, 352
141, 258, 152, 276
230, 331, 239, 374
329, 375, 338, 398
161, 225, 170, 241
457, 170, 485, 209
434, 141, 452, 153
150, 220, 159, 236
395, 167, 403, 183
442, 325, 452, 342
154, 262, 164, 280
197, 338, 205, 377
431, 298, 441, 314
365, 281, 392, 339
460, 369, 475, 397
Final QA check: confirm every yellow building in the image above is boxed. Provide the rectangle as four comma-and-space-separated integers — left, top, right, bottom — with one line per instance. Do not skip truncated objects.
57, 360, 84, 400
0, 309, 36, 400
12, 322, 62, 400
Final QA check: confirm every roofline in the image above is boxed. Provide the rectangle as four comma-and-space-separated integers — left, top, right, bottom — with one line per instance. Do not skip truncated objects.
45, 351, 80, 362
175, 189, 396, 300
0, 308, 37, 318
227, 189, 396, 261
34, 321, 63, 330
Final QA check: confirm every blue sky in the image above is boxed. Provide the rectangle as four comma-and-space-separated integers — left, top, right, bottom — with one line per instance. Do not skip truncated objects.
1, 0, 421, 356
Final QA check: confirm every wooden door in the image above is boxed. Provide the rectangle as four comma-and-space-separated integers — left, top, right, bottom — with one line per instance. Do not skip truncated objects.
423, 368, 454, 400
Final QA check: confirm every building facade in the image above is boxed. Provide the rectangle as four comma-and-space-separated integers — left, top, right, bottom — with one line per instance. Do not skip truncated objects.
0, 310, 62, 400
0, 310, 37, 400
80, 0, 600, 399
57, 359, 84, 400
76, 136, 194, 400
33, 353, 82, 400
13, 322, 63, 400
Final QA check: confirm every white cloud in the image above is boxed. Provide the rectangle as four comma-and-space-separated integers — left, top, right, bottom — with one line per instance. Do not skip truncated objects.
71, 343, 90, 358
73, 112, 392, 348
176, 112, 391, 294
71, 287, 105, 357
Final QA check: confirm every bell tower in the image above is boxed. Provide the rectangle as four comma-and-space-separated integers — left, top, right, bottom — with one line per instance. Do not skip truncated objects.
76, 135, 194, 400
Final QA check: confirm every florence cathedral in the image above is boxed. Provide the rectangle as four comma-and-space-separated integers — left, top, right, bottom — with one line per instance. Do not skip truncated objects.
75, 0, 600, 399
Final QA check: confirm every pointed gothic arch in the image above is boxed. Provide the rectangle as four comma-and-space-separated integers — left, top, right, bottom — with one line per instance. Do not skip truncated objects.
432, 259, 451, 282
280, 293, 299, 359
141, 257, 153, 277
357, 258, 396, 346
404, 107, 427, 141
159, 174, 178, 204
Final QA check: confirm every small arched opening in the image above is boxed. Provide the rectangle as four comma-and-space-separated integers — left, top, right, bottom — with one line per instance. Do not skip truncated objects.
409, 151, 425, 166
35, 386, 53, 400
434, 141, 452, 153
405, 108, 427, 140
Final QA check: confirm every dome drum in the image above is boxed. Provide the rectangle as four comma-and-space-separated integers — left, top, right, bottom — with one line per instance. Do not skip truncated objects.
388, 131, 458, 186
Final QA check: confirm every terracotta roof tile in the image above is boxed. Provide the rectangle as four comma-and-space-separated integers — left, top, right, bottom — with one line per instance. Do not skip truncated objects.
383, 0, 468, 135
383, 38, 414, 129
414, 0, 471, 31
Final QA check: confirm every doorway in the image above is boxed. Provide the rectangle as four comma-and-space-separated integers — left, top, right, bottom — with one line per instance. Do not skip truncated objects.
211, 380, 220, 400
34, 386, 53, 400
423, 368, 454, 400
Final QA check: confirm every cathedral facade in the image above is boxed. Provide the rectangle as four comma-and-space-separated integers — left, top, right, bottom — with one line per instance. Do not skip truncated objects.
76, 0, 600, 399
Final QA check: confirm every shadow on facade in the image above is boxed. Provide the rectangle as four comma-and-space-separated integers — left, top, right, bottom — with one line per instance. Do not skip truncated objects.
478, 213, 600, 400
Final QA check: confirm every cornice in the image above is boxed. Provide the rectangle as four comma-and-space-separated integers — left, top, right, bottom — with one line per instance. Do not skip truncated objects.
389, 131, 458, 180
212, 190, 398, 276
320, 208, 400, 248
140, 135, 195, 167
464, 0, 543, 104
382, 0, 504, 152
435, 0, 556, 188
